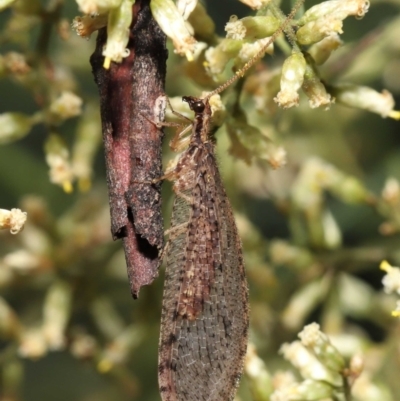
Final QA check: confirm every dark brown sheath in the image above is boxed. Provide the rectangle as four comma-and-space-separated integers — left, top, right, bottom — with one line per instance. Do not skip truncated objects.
158, 97, 249, 401
90, 0, 167, 298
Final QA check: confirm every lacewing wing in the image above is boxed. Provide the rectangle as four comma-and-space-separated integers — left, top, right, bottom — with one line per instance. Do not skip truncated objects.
158, 97, 249, 401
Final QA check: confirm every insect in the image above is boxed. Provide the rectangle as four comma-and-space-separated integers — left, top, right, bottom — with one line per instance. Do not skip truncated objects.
157, 3, 304, 401
158, 95, 249, 401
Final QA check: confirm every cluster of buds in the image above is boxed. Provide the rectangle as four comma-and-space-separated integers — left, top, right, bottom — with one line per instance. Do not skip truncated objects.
0, 89, 86, 192
244, 343, 274, 400
0, 278, 72, 358
71, 0, 399, 122
271, 323, 360, 401
290, 157, 371, 249
296, 0, 370, 45
43, 100, 100, 193
0, 91, 82, 144
73, 0, 198, 66
73, 0, 134, 68
13, 280, 73, 359
0, 51, 31, 77
0, 193, 125, 360
205, 12, 279, 79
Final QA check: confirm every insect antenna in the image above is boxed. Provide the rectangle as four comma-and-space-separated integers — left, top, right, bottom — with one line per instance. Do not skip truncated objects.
205, 0, 305, 101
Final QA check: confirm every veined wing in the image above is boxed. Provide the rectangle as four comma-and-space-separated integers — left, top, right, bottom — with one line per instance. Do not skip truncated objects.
158, 146, 249, 401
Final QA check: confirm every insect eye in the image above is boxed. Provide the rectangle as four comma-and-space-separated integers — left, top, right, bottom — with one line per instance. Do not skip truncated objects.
182, 96, 206, 113
193, 102, 205, 113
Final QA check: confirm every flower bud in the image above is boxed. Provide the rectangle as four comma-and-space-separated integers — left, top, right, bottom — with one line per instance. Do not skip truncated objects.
302, 57, 332, 108
205, 39, 242, 76
0, 297, 22, 338
176, 0, 197, 19
18, 328, 47, 359
44, 134, 74, 193
207, 93, 226, 126
274, 52, 306, 108
332, 84, 399, 119
299, 0, 370, 24
0, 112, 33, 144
382, 177, 400, 204
72, 14, 107, 39
269, 240, 314, 271
0, 208, 27, 234
225, 15, 246, 40
245, 344, 273, 401
297, 17, 343, 46
187, 2, 215, 42
302, 76, 332, 109
308, 34, 342, 65
293, 158, 370, 209
226, 16, 280, 40
226, 116, 286, 168
49, 91, 83, 123
0, 0, 15, 11
271, 379, 333, 401
98, 325, 143, 371
42, 281, 72, 350
70, 330, 98, 359
102, 0, 133, 68
3, 250, 40, 272
352, 371, 392, 401
322, 209, 342, 249
348, 354, 364, 384
331, 175, 370, 203
151, 0, 197, 60
392, 300, 400, 318
380, 260, 400, 295
236, 37, 274, 68
299, 323, 346, 373
280, 341, 342, 385
72, 103, 102, 191
2, 51, 30, 75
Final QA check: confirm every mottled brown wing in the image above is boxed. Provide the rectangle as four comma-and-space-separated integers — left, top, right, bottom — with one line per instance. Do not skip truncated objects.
158, 146, 249, 401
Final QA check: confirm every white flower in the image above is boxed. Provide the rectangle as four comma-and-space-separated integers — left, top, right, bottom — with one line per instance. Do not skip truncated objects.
274, 52, 306, 108
299, 323, 345, 372
382, 178, 400, 204
380, 260, 400, 295
71, 14, 107, 38
49, 91, 83, 120
0, 208, 27, 234
45, 134, 74, 193
225, 15, 246, 40
392, 300, 400, 318
102, 0, 133, 68
280, 341, 341, 385
150, 0, 197, 60
0, 112, 32, 144
3, 250, 39, 272
333, 84, 399, 119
